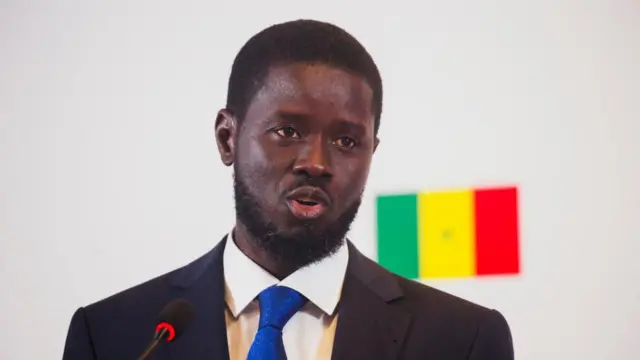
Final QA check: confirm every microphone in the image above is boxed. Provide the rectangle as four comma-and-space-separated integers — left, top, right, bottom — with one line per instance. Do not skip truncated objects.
137, 298, 195, 360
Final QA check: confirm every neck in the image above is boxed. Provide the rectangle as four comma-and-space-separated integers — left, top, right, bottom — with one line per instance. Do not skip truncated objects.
232, 223, 297, 280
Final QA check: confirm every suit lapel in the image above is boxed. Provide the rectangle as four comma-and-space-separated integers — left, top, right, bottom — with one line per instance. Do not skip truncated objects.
165, 237, 230, 360
331, 242, 413, 360
153, 237, 411, 360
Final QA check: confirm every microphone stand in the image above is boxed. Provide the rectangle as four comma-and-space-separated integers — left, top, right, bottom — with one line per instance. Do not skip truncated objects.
137, 327, 170, 360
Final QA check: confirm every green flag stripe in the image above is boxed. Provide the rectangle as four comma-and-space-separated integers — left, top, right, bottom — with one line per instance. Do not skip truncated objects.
376, 194, 419, 279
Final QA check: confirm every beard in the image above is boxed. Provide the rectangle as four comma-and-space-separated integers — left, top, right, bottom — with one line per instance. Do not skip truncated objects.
232, 169, 362, 273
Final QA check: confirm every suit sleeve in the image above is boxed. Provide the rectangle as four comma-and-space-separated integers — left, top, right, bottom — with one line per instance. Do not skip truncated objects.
467, 309, 514, 360
62, 307, 97, 360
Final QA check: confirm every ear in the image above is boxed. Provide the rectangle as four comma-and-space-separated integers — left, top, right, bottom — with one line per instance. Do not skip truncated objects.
214, 108, 237, 167
373, 137, 380, 153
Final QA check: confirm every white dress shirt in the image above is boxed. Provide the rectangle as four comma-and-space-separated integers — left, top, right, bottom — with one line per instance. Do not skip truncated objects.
223, 231, 349, 360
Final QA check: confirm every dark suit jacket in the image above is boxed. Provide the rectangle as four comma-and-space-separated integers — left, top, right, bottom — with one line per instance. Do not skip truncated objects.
62, 236, 514, 359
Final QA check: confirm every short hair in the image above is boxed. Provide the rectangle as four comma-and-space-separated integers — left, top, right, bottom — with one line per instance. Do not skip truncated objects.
225, 19, 383, 135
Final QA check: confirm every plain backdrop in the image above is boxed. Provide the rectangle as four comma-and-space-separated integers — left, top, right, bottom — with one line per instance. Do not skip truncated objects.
1, 0, 639, 359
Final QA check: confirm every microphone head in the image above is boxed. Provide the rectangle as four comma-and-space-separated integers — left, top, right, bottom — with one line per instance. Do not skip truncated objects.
155, 298, 195, 342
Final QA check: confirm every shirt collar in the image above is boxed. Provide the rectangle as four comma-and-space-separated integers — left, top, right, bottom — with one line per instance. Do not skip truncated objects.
223, 230, 349, 317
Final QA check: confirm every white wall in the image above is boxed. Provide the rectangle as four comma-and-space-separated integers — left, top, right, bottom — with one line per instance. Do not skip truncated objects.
1, 1, 638, 359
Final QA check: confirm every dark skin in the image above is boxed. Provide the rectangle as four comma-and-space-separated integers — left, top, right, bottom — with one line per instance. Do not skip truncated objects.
215, 63, 379, 279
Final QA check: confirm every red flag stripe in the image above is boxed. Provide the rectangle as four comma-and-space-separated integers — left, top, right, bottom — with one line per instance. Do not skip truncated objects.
474, 186, 520, 275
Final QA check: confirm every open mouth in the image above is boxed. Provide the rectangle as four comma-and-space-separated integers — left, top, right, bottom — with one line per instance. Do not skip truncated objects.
285, 187, 331, 220
287, 198, 326, 219
295, 199, 319, 206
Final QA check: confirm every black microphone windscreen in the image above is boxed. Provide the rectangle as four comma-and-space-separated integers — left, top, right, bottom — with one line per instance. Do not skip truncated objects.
157, 299, 195, 340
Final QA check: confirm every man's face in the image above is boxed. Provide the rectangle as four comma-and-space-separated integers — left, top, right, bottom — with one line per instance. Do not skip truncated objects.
218, 62, 378, 269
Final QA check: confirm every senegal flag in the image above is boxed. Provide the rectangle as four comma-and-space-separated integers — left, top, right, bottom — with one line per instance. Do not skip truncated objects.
376, 186, 520, 279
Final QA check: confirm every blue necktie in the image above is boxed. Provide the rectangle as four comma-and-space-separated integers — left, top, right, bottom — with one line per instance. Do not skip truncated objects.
247, 285, 307, 360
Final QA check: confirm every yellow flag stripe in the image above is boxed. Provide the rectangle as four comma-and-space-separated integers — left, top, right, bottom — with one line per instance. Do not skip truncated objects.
418, 189, 476, 278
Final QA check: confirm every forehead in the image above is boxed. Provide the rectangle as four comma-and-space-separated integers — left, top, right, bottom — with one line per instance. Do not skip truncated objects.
244, 63, 375, 129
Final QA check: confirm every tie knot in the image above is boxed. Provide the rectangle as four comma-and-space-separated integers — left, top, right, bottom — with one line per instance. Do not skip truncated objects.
257, 285, 307, 330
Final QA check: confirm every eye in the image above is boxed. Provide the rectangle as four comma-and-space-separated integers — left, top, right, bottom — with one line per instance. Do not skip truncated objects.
334, 136, 357, 149
274, 126, 301, 139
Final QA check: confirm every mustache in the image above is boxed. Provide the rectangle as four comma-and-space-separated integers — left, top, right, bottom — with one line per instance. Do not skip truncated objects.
283, 177, 331, 197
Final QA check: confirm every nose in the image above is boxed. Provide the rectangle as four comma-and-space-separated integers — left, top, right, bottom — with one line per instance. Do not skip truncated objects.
292, 138, 333, 179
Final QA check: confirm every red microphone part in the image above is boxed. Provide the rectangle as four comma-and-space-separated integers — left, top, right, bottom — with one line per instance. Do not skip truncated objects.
155, 322, 176, 342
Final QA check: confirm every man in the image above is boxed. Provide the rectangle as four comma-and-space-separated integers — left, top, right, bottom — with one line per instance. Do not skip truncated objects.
63, 19, 514, 360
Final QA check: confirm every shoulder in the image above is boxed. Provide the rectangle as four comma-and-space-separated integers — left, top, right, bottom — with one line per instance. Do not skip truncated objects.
393, 274, 514, 359
66, 243, 221, 342
347, 247, 514, 359
63, 240, 227, 359
69, 267, 181, 347
395, 274, 493, 317
63, 268, 181, 359
81, 238, 225, 318
348, 244, 502, 322
82, 268, 178, 319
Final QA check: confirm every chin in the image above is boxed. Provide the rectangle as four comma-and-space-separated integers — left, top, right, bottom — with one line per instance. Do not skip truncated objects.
278, 223, 321, 238
283, 216, 332, 233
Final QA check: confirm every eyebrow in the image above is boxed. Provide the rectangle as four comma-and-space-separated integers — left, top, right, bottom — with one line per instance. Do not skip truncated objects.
272, 110, 370, 137
335, 120, 367, 136
277, 110, 366, 126
275, 111, 310, 124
